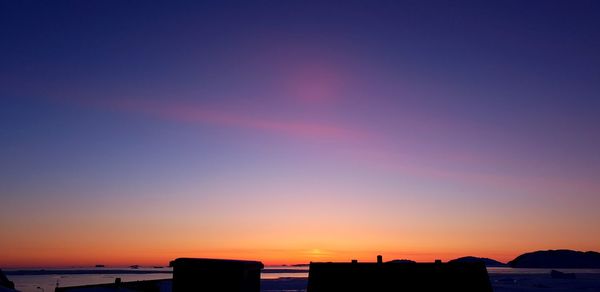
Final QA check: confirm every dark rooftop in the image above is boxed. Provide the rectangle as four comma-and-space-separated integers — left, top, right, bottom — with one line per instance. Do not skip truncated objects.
307, 256, 493, 292
169, 258, 264, 270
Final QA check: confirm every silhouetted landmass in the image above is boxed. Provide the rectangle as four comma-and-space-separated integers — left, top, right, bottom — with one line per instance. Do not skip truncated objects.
509, 250, 600, 268
0, 270, 15, 290
23, 255, 600, 292
449, 256, 506, 267
386, 259, 416, 264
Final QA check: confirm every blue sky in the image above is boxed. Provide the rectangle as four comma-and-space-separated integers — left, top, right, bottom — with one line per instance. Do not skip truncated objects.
1, 0, 599, 266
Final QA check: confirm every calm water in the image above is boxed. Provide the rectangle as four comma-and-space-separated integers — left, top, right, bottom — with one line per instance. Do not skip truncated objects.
5, 266, 307, 292
6, 267, 600, 292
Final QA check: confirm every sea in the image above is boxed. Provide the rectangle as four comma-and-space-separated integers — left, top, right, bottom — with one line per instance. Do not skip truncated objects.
4, 266, 307, 292
5, 266, 600, 292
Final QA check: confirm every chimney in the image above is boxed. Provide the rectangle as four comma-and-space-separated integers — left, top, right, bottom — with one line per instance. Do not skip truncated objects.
377, 255, 383, 264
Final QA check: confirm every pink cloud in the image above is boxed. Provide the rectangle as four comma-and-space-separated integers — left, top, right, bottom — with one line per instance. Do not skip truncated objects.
281, 61, 345, 105
94, 98, 366, 142
68, 97, 600, 195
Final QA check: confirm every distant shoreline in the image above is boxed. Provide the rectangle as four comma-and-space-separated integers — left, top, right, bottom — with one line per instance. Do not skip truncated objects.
4, 268, 308, 276
4, 269, 172, 276
7, 267, 600, 277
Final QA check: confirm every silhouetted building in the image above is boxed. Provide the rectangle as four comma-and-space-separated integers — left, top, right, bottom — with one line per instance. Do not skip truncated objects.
170, 258, 263, 292
307, 256, 492, 292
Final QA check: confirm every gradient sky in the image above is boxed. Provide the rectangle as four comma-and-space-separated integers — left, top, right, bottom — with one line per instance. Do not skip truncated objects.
1, 0, 599, 267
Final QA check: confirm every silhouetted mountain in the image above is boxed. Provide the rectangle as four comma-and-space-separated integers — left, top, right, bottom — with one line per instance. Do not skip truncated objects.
386, 259, 416, 264
449, 256, 506, 267
509, 250, 600, 268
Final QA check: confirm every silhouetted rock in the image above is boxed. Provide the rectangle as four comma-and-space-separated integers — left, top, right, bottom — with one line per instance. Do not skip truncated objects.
0, 270, 15, 290
509, 250, 600, 268
449, 256, 506, 267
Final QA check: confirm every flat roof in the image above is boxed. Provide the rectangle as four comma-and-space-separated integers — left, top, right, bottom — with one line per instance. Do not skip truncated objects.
169, 258, 264, 269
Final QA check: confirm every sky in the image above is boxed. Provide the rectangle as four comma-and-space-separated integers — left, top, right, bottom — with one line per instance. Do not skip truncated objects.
1, 0, 599, 267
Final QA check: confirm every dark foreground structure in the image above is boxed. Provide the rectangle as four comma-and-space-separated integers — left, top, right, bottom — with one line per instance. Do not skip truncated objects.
55, 279, 171, 292
307, 257, 493, 292
170, 258, 264, 292
0, 270, 15, 291
55, 258, 264, 292
53, 256, 493, 291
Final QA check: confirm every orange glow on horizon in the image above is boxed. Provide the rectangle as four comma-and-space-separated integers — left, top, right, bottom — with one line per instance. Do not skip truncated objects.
2, 182, 599, 268
4, 241, 600, 268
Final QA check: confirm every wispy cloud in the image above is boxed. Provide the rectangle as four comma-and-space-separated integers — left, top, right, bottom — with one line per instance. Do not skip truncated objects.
68, 97, 600, 195
86, 98, 367, 142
